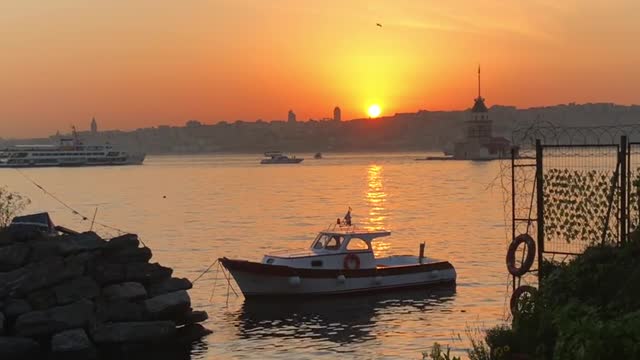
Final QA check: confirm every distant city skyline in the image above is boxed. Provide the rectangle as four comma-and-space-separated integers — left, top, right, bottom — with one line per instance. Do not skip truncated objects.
2, 1, 640, 138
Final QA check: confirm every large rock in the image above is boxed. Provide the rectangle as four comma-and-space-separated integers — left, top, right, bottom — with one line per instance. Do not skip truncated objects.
96, 301, 147, 323
147, 277, 192, 297
175, 323, 212, 345
89, 263, 126, 285
0, 312, 4, 335
4, 225, 46, 243
28, 239, 63, 261
91, 321, 176, 344
104, 234, 139, 251
51, 328, 93, 353
29, 233, 105, 261
91, 262, 171, 285
0, 244, 30, 272
0, 267, 29, 299
53, 276, 100, 305
0, 229, 14, 246
176, 309, 208, 326
3, 299, 31, 319
14, 299, 94, 337
103, 247, 152, 264
0, 336, 40, 360
126, 262, 172, 284
26, 288, 57, 310
144, 290, 190, 320
102, 282, 147, 302
56, 232, 106, 256
15, 256, 84, 296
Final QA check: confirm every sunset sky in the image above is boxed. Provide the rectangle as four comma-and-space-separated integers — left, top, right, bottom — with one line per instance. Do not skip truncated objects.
2, 0, 640, 138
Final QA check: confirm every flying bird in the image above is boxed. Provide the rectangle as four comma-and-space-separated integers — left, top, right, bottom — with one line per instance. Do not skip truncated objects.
376, 23, 382, 28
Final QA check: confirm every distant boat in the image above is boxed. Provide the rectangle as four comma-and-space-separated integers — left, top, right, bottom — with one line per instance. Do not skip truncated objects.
260, 151, 304, 164
314, 152, 322, 159
0, 127, 145, 168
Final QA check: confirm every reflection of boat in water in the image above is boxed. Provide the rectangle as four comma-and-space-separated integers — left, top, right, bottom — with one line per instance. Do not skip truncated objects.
314, 152, 322, 159
219, 212, 456, 298
235, 286, 455, 344
260, 151, 304, 164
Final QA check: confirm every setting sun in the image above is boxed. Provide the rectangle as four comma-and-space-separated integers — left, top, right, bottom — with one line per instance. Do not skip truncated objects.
368, 104, 381, 118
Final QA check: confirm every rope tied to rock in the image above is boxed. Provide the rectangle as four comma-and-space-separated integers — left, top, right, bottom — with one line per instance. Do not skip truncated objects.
14, 168, 139, 242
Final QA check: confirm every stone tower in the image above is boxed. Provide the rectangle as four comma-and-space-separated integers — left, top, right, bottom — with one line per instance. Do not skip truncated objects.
465, 66, 492, 144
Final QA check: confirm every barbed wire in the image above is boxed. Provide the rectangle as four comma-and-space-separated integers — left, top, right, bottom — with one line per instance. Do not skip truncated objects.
512, 121, 640, 148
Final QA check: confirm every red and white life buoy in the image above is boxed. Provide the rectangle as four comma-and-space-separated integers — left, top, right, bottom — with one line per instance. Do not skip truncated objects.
343, 253, 361, 270
506, 234, 536, 277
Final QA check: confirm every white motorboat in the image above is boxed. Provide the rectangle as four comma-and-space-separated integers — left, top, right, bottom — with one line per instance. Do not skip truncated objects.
260, 151, 303, 164
220, 216, 456, 298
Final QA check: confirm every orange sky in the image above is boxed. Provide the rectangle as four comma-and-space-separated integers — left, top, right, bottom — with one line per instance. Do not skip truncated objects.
1, 0, 640, 138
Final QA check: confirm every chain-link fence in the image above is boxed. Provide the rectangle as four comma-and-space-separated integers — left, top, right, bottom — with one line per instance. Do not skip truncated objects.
541, 145, 620, 255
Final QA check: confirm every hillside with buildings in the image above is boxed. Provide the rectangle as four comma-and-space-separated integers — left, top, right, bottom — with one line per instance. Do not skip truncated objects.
2, 101, 640, 155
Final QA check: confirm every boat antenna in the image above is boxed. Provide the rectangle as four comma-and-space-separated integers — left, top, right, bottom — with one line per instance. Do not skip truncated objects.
71, 125, 80, 147
477, 65, 481, 98
90, 207, 99, 231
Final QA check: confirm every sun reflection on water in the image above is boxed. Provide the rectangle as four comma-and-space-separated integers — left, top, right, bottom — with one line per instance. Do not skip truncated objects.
365, 164, 391, 256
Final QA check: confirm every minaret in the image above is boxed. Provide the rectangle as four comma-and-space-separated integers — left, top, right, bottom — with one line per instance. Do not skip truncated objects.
467, 66, 492, 143
287, 110, 296, 123
90, 117, 98, 134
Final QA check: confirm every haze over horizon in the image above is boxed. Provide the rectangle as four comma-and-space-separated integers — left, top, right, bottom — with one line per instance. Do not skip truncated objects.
2, 0, 640, 138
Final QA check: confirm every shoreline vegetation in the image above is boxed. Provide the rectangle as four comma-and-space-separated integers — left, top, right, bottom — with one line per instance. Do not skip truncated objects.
426, 233, 640, 360
461, 233, 640, 360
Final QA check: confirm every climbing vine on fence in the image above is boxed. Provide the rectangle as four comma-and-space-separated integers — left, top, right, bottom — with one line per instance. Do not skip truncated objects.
543, 168, 619, 246
628, 169, 640, 230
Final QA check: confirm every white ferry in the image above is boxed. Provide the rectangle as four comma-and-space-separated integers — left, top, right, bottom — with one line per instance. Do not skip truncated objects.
220, 212, 456, 298
0, 130, 145, 168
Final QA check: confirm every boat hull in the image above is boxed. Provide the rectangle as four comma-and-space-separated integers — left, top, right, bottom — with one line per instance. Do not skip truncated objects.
219, 257, 456, 298
0, 154, 145, 168
260, 158, 304, 164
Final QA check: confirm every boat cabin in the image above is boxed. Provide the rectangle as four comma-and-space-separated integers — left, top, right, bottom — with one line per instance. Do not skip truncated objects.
262, 228, 391, 270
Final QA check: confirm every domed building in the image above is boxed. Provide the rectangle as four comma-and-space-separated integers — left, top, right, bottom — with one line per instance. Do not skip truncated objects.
453, 67, 515, 160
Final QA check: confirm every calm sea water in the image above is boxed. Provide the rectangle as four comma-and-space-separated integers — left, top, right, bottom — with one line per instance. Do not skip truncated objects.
3, 153, 512, 359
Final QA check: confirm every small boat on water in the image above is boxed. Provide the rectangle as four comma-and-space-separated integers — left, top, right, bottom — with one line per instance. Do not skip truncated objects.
219, 211, 456, 298
314, 152, 322, 159
260, 151, 303, 164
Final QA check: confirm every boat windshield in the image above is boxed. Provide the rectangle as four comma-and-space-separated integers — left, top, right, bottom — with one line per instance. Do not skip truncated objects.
312, 234, 343, 251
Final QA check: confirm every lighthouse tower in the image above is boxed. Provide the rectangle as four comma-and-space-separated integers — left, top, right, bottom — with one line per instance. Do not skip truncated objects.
465, 66, 492, 144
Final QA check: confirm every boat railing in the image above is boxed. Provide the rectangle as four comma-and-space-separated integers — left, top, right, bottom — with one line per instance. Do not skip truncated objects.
325, 222, 359, 232
264, 151, 283, 157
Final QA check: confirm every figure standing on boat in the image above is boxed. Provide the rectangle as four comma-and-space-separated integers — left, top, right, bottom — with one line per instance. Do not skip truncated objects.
344, 208, 352, 226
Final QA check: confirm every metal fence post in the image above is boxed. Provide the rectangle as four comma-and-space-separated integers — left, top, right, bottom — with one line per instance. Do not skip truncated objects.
536, 139, 544, 282
511, 146, 516, 292
621, 135, 627, 245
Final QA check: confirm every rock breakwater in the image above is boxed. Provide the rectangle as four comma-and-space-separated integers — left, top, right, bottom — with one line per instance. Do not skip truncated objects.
0, 225, 211, 360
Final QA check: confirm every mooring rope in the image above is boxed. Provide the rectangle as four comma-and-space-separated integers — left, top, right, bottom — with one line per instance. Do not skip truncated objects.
13, 168, 143, 244
192, 259, 218, 284
13, 168, 237, 297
